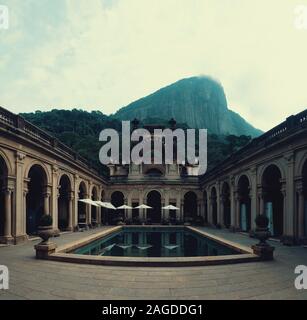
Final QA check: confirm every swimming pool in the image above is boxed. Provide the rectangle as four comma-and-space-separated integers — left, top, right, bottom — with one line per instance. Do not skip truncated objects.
72, 227, 240, 257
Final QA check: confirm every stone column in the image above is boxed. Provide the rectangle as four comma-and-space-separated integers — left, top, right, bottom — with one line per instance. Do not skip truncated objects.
218, 196, 224, 226
23, 182, 29, 236
85, 193, 90, 226
3, 187, 13, 242
250, 167, 257, 230
257, 186, 265, 217
164, 190, 170, 221
208, 196, 213, 225
175, 192, 181, 221
15, 152, 27, 243
127, 192, 132, 220
230, 177, 235, 229
43, 188, 51, 216
281, 184, 287, 239
67, 191, 74, 231
51, 165, 59, 232
180, 199, 184, 221
235, 191, 240, 230
284, 153, 295, 243
139, 192, 144, 220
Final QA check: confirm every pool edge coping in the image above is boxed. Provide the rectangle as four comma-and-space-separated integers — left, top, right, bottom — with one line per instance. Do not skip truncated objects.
46, 225, 261, 267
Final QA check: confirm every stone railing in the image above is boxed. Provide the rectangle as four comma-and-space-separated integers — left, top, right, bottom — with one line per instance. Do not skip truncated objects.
0, 106, 102, 178
202, 108, 307, 180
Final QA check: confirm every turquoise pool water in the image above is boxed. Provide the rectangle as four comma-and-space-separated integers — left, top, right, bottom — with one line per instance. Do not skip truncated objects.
72, 227, 240, 257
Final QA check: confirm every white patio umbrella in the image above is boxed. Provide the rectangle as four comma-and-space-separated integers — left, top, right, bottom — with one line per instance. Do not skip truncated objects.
78, 198, 99, 207
95, 201, 116, 210
117, 204, 132, 219
135, 204, 152, 209
117, 205, 133, 209
94, 201, 117, 225
162, 205, 180, 210
134, 204, 152, 221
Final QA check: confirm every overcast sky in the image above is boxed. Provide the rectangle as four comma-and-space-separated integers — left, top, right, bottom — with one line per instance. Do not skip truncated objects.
0, 0, 306, 131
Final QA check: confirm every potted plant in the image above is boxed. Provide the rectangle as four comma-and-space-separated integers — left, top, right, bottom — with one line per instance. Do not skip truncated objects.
37, 214, 54, 244
252, 214, 274, 260
254, 215, 270, 244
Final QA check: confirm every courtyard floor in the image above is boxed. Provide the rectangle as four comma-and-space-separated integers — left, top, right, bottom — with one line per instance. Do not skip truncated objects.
0, 226, 307, 300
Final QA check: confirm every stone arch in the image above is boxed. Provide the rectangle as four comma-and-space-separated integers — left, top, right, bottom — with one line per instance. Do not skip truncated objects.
144, 188, 162, 199
296, 151, 307, 177
26, 164, 49, 235
110, 191, 125, 224
261, 164, 283, 237
235, 172, 251, 189
257, 160, 286, 185
58, 174, 72, 231
147, 190, 162, 223
100, 189, 105, 201
237, 174, 251, 232
0, 148, 13, 176
24, 160, 51, 185
57, 171, 73, 189
144, 164, 165, 176
184, 191, 198, 222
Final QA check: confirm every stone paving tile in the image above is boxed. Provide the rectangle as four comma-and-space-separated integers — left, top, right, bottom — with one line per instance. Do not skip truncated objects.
1, 226, 307, 300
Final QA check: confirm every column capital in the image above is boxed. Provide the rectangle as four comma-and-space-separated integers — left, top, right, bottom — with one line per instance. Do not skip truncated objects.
283, 151, 294, 164
52, 165, 59, 174
68, 191, 74, 201
296, 180, 303, 192
15, 151, 26, 162
23, 188, 29, 196
281, 187, 286, 197
43, 192, 51, 198
2, 186, 13, 195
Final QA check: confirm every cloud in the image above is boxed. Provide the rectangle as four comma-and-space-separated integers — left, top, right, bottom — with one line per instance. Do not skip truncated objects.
0, 0, 306, 131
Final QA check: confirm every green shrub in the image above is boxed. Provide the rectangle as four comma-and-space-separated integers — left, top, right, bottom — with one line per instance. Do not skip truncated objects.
39, 214, 53, 226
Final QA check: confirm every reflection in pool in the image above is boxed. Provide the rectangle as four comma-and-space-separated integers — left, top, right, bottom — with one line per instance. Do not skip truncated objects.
72, 227, 240, 257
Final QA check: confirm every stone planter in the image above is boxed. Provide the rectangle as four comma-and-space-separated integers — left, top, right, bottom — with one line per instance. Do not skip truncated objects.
37, 225, 54, 244
254, 227, 270, 245
35, 225, 57, 259
252, 226, 275, 260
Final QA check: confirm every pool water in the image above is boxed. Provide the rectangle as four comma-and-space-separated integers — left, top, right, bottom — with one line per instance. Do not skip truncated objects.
72, 227, 240, 257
